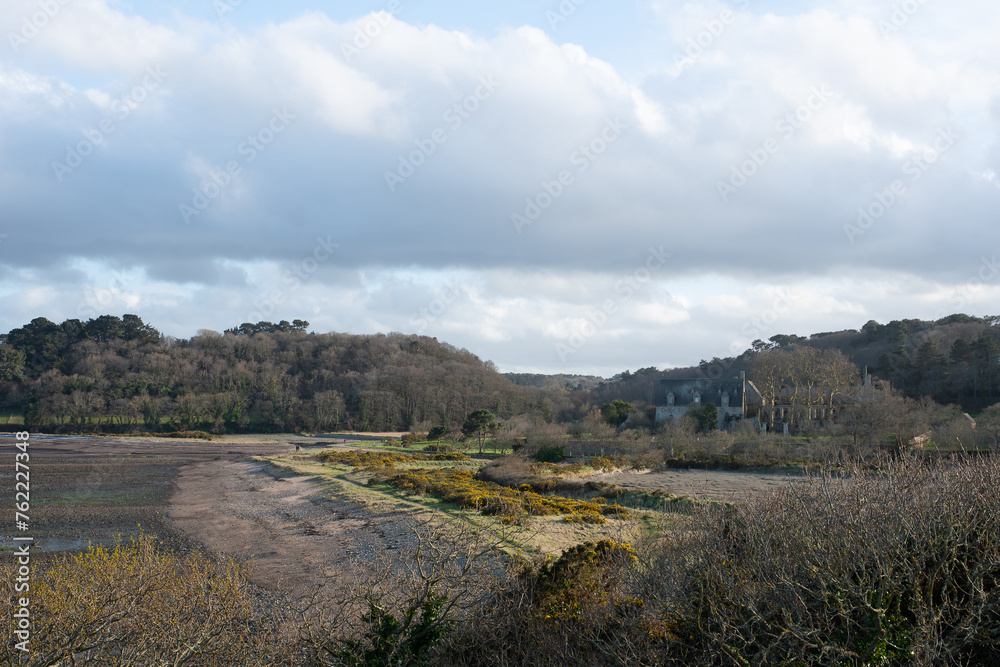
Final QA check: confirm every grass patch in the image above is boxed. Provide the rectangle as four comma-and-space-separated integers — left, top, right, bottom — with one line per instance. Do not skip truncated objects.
315, 450, 470, 468
314, 450, 630, 524
367, 467, 630, 525
261, 451, 647, 556
0, 412, 24, 425
609, 489, 702, 513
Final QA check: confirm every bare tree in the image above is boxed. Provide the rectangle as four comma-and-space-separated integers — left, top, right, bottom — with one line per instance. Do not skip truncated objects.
976, 402, 1000, 450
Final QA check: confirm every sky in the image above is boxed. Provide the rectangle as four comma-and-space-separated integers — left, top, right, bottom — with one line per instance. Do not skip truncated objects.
1, 0, 998, 377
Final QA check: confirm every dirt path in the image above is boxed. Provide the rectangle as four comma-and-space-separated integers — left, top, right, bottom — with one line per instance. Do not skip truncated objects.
167, 460, 420, 600
592, 468, 805, 503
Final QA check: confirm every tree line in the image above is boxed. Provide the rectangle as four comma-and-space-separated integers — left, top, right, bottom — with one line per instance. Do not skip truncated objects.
583, 314, 1000, 415
0, 315, 549, 433
3, 312, 998, 435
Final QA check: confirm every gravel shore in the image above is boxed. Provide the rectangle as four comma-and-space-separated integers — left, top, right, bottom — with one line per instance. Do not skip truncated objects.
167, 458, 423, 602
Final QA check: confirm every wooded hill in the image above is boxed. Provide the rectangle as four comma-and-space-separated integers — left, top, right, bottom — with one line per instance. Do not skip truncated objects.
0, 315, 548, 433
2, 312, 997, 434
586, 314, 1000, 413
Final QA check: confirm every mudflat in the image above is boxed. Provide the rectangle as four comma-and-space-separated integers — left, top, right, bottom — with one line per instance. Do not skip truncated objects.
0, 434, 292, 559
167, 458, 421, 600
4, 433, 807, 603
3, 433, 427, 605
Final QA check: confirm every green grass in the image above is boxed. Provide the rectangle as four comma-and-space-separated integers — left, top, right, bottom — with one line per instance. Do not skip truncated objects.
361, 438, 515, 457
258, 451, 651, 557
0, 412, 24, 425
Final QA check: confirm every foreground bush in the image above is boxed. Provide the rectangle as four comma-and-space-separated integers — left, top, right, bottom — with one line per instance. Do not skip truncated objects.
11, 457, 999, 665
433, 456, 1000, 665
639, 455, 1000, 665
296, 522, 508, 667
0, 534, 289, 666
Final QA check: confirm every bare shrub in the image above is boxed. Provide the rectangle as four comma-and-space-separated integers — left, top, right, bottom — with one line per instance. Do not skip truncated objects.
933, 416, 977, 451
979, 403, 1000, 451
525, 422, 569, 443
295, 520, 515, 666
0, 534, 290, 666
437, 539, 655, 667
636, 455, 1000, 665
478, 456, 535, 487
294, 456, 1000, 666
656, 415, 697, 458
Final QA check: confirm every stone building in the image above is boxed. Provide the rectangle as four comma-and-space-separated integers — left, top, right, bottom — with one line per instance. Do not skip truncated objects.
654, 373, 762, 430
654, 370, 871, 433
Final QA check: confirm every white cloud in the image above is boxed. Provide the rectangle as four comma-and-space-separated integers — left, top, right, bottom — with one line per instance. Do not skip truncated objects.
2, 1, 1000, 373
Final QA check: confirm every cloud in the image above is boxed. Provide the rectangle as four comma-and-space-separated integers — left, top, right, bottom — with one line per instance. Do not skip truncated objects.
1, 1, 999, 373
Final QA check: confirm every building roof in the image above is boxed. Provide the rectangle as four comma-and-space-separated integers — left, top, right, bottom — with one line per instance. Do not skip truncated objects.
657, 377, 761, 408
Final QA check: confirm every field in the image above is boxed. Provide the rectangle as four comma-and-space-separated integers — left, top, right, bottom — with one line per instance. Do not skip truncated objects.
587, 466, 806, 502
4, 432, 1000, 665
1, 433, 802, 599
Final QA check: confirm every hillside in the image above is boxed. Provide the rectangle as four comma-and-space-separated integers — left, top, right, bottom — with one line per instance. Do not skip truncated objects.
572, 314, 1000, 412
504, 373, 606, 391
0, 315, 544, 433
2, 313, 998, 435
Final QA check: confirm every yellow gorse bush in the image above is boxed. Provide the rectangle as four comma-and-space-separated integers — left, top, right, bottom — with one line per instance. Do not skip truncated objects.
316, 450, 469, 468
367, 467, 630, 523
532, 540, 639, 622
0, 533, 282, 666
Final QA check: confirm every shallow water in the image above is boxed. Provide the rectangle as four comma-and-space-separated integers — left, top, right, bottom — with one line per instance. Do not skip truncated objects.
0, 535, 113, 552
